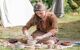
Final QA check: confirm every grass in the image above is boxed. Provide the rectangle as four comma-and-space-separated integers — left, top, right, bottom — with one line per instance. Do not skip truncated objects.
0, 45, 80, 50
58, 14, 80, 40
0, 46, 11, 50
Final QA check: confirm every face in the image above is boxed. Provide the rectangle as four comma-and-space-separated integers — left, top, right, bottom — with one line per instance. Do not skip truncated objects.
35, 10, 46, 19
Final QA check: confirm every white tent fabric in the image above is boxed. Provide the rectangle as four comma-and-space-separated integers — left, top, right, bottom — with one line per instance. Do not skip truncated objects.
0, 0, 34, 27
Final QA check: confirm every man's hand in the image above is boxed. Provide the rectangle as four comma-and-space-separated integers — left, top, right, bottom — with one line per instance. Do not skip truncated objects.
23, 30, 29, 36
35, 36, 43, 41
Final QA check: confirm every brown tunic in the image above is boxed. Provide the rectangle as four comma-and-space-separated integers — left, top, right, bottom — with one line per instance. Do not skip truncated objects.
23, 12, 58, 43
24, 12, 58, 34
23, 12, 58, 44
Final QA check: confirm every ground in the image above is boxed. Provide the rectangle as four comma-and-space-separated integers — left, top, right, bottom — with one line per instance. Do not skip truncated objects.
58, 14, 80, 40
0, 14, 80, 50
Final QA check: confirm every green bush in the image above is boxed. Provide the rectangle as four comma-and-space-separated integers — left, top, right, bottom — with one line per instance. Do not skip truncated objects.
64, 5, 73, 13
77, 7, 80, 13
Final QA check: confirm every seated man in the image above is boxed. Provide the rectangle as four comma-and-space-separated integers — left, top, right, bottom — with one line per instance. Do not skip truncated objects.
22, 2, 59, 48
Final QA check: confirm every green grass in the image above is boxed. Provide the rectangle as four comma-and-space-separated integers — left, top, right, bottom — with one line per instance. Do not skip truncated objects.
0, 46, 11, 50
58, 14, 80, 40
63, 45, 80, 50
0, 45, 80, 50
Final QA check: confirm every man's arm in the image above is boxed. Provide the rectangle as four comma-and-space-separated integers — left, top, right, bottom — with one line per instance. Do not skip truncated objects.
22, 15, 36, 36
48, 13, 58, 36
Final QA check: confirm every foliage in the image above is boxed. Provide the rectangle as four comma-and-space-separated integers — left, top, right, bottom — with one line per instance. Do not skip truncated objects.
64, 4, 72, 13
42, 0, 53, 9
73, 0, 80, 6
67, 0, 79, 12
77, 7, 80, 13
31, 0, 80, 13
65, 0, 80, 13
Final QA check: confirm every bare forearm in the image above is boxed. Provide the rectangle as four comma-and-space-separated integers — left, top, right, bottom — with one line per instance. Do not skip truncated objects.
40, 29, 58, 39
41, 32, 53, 38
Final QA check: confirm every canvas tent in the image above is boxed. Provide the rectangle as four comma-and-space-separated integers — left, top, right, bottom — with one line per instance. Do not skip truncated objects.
0, 0, 34, 27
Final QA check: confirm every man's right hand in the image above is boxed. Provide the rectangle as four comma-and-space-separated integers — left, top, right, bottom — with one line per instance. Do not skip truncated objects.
24, 31, 29, 36
22, 26, 28, 35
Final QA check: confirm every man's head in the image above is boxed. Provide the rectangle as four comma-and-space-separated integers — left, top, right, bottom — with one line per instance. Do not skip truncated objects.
34, 2, 46, 18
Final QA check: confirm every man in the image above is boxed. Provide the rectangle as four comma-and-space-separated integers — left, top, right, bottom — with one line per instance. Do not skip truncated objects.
22, 2, 59, 47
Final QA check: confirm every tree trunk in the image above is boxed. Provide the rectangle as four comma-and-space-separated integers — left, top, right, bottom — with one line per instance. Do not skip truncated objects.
52, 0, 64, 17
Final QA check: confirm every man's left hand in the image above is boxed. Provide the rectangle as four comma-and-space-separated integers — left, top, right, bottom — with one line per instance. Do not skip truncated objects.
35, 36, 43, 41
